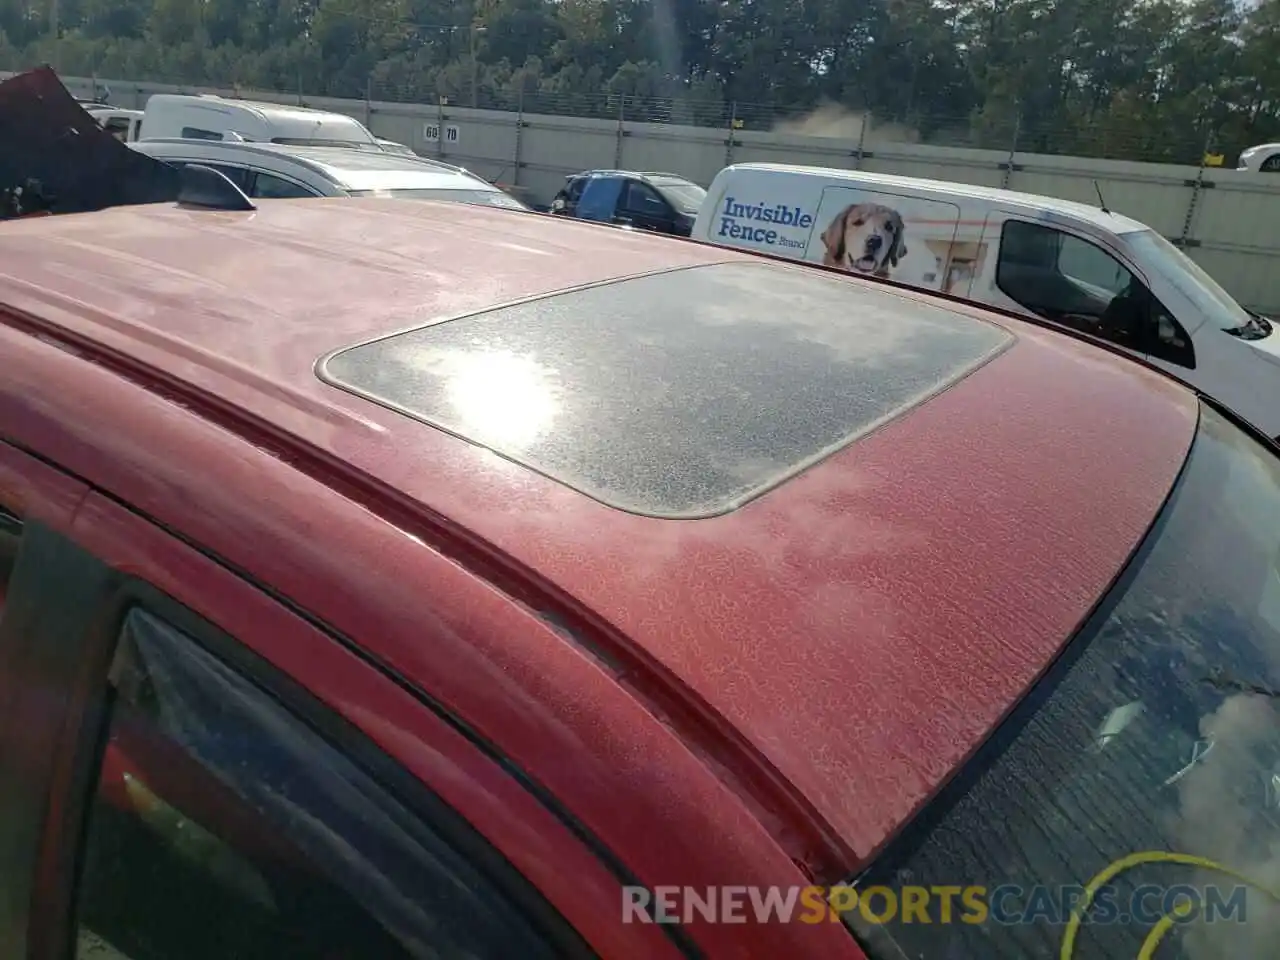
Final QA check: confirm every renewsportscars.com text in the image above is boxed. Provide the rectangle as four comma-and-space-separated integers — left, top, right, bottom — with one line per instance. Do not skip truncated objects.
621, 884, 1249, 926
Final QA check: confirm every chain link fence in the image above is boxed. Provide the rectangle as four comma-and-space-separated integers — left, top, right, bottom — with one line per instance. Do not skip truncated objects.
33, 56, 1227, 168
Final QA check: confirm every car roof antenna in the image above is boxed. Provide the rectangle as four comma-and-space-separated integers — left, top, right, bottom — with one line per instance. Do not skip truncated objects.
1093, 180, 1111, 215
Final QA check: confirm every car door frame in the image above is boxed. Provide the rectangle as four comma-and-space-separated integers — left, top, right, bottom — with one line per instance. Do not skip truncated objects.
983, 211, 1196, 369
148, 151, 327, 198
0, 443, 92, 959
0, 473, 684, 960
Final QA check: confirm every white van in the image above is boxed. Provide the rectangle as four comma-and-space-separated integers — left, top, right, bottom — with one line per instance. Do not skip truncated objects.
694, 163, 1280, 440
91, 107, 144, 142
137, 94, 380, 149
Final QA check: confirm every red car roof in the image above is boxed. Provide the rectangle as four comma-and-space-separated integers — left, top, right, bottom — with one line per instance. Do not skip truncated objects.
0, 198, 1198, 871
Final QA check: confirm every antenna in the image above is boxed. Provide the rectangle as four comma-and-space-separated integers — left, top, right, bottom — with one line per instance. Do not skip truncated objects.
1093, 180, 1111, 215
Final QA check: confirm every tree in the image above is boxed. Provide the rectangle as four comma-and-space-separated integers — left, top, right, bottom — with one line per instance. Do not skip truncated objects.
3, 0, 1277, 162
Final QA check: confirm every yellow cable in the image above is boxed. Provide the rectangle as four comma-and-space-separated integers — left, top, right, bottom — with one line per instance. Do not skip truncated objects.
1059, 850, 1280, 960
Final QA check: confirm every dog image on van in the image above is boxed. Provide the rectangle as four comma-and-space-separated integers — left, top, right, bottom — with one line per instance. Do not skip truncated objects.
820, 203, 907, 278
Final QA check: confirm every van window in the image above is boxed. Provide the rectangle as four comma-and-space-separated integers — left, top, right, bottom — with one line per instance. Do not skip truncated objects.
102, 117, 132, 142
997, 220, 1194, 368
180, 127, 223, 141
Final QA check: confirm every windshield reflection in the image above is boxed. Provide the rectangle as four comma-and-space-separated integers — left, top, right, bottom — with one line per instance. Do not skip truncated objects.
1127, 230, 1255, 333
848, 403, 1280, 960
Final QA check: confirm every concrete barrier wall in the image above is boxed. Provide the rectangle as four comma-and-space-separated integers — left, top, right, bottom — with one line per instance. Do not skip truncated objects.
23, 73, 1280, 313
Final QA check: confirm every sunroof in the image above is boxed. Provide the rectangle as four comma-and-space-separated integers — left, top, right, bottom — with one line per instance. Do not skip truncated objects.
319, 262, 1013, 517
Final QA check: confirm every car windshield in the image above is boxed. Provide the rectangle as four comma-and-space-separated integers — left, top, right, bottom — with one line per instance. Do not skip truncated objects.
1126, 229, 1257, 333
346, 188, 528, 210
652, 179, 706, 212
847, 402, 1280, 960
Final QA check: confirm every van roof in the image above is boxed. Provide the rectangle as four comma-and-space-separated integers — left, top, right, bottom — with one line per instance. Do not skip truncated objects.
147, 94, 351, 122
143, 94, 378, 143
724, 163, 1149, 234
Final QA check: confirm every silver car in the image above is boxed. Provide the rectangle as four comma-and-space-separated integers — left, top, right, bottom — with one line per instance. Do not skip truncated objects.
129, 139, 529, 210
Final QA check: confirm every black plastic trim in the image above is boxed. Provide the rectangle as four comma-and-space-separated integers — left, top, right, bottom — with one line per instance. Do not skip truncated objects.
0, 520, 118, 960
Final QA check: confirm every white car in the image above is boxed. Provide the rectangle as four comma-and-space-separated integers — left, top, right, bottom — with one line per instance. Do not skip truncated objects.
1238, 143, 1280, 173
128, 139, 528, 210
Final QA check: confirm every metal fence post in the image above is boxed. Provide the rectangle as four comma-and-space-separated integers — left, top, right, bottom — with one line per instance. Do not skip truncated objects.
437, 96, 446, 160
364, 76, 372, 128
513, 84, 525, 188
853, 110, 870, 170
725, 101, 738, 166
614, 96, 626, 168
1179, 129, 1216, 249
1000, 108, 1022, 190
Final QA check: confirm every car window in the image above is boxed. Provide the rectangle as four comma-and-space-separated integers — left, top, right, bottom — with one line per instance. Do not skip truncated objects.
649, 179, 706, 213
179, 127, 223, 141
163, 161, 251, 192
997, 219, 1193, 366
619, 182, 670, 217
574, 177, 624, 222
73, 607, 570, 960
846, 402, 1280, 959
566, 178, 586, 202
249, 172, 318, 199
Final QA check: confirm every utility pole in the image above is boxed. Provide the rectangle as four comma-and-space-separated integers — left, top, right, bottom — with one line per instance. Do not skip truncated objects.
49, 0, 60, 71
469, 22, 486, 109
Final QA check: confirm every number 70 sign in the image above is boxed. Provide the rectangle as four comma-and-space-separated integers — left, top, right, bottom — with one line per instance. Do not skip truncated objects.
423, 123, 460, 144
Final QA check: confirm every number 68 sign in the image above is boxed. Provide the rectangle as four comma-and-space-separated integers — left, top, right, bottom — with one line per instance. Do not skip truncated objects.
423, 123, 460, 144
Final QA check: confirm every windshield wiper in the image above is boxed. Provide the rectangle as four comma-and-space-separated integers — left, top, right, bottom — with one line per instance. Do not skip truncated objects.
1200, 667, 1280, 699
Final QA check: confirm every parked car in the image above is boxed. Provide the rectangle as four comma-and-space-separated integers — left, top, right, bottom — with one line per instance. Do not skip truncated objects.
1238, 143, 1280, 172
2, 193, 1278, 959
130, 138, 528, 209
694, 162, 1280, 441
549, 169, 705, 234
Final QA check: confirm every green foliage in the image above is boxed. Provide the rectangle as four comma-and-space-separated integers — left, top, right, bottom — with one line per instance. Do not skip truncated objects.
7, 0, 1280, 161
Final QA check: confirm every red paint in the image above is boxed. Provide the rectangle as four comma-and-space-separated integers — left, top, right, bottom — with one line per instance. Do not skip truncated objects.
0, 199, 1200, 955
68, 491, 689, 960
1, 324, 857, 957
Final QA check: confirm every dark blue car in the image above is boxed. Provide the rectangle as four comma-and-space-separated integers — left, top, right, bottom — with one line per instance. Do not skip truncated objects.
549, 170, 706, 236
